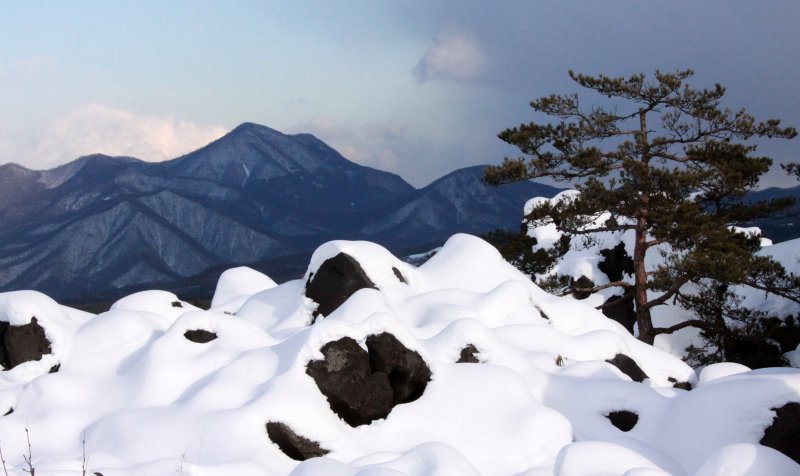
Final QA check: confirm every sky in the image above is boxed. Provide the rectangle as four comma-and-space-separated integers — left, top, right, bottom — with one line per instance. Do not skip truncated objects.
1, 1, 799, 188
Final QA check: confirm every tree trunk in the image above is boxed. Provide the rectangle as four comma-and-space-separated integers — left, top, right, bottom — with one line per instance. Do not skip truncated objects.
633, 108, 655, 345
633, 219, 654, 344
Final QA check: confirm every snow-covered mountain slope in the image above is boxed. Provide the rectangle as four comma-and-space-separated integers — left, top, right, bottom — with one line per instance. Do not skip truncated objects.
0, 234, 797, 475
360, 165, 561, 246
0, 125, 552, 301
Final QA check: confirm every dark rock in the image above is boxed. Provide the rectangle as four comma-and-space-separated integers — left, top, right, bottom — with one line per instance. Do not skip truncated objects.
722, 334, 788, 369
306, 337, 394, 427
606, 410, 638, 432
306, 253, 376, 319
601, 294, 636, 334
171, 301, 183, 308
94, 473, 104, 476
668, 377, 692, 391
392, 267, 408, 284
184, 329, 218, 343
598, 243, 634, 282
0, 321, 7, 367
760, 401, 800, 464
457, 344, 480, 363
366, 333, 431, 404
49, 363, 60, 373
266, 421, 330, 461
1, 317, 52, 370
570, 276, 594, 300
606, 354, 648, 382
3, 407, 12, 416
306, 334, 433, 427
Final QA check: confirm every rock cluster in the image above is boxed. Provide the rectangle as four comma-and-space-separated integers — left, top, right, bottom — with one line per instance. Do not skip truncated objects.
306, 333, 431, 427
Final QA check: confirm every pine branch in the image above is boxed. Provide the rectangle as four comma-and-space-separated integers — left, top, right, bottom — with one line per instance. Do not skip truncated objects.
559, 280, 633, 297
652, 319, 712, 336
646, 275, 692, 309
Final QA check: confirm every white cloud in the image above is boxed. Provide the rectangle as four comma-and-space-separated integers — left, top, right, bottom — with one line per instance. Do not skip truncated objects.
414, 28, 487, 83
290, 116, 354, 142
288, 116, 402, 172
11, 55, 57, 74
30, 104, 229, 168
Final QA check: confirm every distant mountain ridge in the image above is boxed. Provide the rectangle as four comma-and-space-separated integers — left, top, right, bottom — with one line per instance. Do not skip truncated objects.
0, 123, 560, 302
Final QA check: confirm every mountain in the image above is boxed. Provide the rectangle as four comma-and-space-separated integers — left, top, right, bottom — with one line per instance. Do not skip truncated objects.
0, 123, 556, 302
360, 165, 560, 248
744, 185, 800, 243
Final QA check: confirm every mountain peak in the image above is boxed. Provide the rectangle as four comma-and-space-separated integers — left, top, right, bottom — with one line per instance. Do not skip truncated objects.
229, 122, 286, 138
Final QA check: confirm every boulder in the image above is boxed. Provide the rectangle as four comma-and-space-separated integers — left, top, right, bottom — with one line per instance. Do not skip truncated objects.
305, 253, 376, 319
306, 334, 432, 427
306, 337, 394, 427
601, 294, 636, 334
184, 329, 218, 344
760, 401, 800, 464
598, 243, 634, 282
266, 421, 329, 461
606, 354, 648, 383
366, 333, 431, 404
457, 344, 480, 363
392, 267, 408, 284
667, 377, 692, 391
570, 276, 594, 300
0, 317, 52, 370
606, 410, 638, 432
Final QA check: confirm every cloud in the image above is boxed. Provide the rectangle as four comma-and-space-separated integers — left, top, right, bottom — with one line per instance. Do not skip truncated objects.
290, 116, 354, 142
11, 55, 57, 75
288, 116, 403, 172
363, 122, 406, 141
30, 104, 229, 168
414, 28, 487, 83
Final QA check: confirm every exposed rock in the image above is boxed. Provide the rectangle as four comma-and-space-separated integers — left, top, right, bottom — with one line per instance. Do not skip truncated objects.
606, 354, 648, 383
171, 301, 183, 308
366, 333, 431, 404
457, 344, 480, 363
266, 421, 330, 461
49, 363, 61, 373
306, 337, 394, 427
606, 410, 639, 432
184, 329, 218, 344
306, 334, 432, 427
0, 321, 7, 368
0, 317, 52, 370
392, 267, 408, 284
668, 377, 692, 391
760, 401, 800, 464
722, 334, 787, 369
3, 407, 12, 416
305, 253, 376, 319
598, 243, 634, 282
570, 276, 594, 300
601, 294, 636, 334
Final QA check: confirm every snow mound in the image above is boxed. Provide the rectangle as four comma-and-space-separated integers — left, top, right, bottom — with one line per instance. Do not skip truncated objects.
0, 234, 797, 475
210, 266, 278, 312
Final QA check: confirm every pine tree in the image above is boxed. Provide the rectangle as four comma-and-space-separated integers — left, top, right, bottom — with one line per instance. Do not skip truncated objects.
484, 69, 799, 344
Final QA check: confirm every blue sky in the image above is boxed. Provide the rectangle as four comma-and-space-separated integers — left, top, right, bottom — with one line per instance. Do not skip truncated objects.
1, 1, 799, 187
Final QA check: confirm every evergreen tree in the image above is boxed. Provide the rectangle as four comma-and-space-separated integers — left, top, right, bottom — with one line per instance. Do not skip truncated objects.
484, 69, 799, 344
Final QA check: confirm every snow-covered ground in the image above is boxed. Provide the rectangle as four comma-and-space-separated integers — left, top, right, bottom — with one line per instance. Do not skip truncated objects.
0, 234, 798, 475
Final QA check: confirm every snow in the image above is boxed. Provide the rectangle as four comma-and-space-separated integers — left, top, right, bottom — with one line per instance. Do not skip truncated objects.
210, 266, 277, 312
0, 234, 798, 475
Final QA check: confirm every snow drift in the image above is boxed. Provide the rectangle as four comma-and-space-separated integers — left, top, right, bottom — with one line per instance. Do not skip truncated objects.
0, 234, 798, 475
